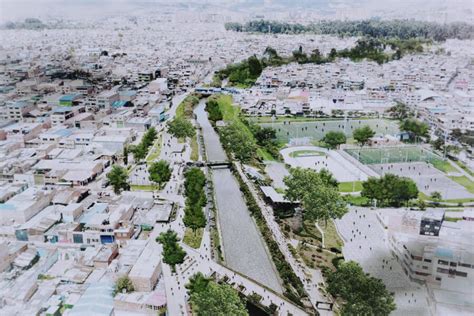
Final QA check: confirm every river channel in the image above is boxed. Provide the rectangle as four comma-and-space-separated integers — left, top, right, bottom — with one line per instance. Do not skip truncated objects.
194, 100, 282, 293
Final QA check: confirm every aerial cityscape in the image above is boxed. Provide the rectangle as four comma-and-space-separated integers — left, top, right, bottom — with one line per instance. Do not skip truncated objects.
0, 0, 473, 315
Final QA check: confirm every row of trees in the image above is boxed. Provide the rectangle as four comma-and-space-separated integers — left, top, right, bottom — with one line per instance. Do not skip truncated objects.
220, 121, 257, 162
361, 173, 419, 207
183, 168, 207, 233
156, 230, 186, 271
246, 120, 280, 159
129, 127, 158, 161
186, 273, 248, 315
284, 167, 347, 225
326, 261, 396, 316
225, 19, 474, 41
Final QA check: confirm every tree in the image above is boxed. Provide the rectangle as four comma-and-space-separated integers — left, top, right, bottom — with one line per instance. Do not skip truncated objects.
322, 131, 347, 149
417, 198, 427, 210
115, 276, 134, 294
148, 160, 171, 188
131, 143, 147, 161
327, 261, 396, 316
247, 55, 262, 78
107, 165, 129, 194
205, 99, 223, 122
220, 122, 257, 162
123, 146, 128, 165
319, 168, 339, 188
432, 138, 445, 151
400, 118, 430, 141
361, 174, 419, 207
183, 168, 207, 232
167, 117, 195, 139
284, 168, 347, 225
185, 272, 211, 295
430, 191, 442, 204
353, 125, 375, 147
156, 230, 186, 270
387, 102, 411, 120
190, 281, 248, 316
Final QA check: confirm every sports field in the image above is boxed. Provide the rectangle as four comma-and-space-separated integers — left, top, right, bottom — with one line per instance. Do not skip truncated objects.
345, 146, 443, 165
260, 119, 399, 142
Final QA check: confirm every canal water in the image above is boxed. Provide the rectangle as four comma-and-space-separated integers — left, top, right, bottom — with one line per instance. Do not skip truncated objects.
194, 100, 282, 293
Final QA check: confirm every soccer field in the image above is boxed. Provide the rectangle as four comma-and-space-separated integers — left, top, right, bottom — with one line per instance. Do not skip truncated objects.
345, 146, 443, 165
260, 119, 399, 142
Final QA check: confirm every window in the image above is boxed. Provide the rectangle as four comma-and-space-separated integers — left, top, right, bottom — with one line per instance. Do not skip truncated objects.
450, 262, 457, 267
459, 263, 472, 268
455, 271, 468, 277
435, 277, 442, 281
438, 259, 449, 265
424, 258, 432, 263
437, 267, 449, 274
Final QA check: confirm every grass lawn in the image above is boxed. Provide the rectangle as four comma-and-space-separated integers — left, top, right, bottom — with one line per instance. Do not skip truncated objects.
190, 134, 199, 161
146, 134, 163, 163
432, 159, 458, 173
289, 150, 325, 158
215, 94, 238, 121
448, 176, 474, 194
345, 195, 370, 206
183, 228, 204, 249
130, 184, 155, 192
455, 161, 474, 177
317, 220, 344, 250
419, 191, 474, 204
257, 147, 275, 161
338, 181, 363, 192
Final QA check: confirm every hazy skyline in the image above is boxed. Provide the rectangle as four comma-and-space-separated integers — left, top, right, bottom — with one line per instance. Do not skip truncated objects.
0, 0, 473, 23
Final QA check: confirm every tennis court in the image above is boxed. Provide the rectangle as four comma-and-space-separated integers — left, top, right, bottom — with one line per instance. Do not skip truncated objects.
345, 146, 443, 165
260, 119, 399, 142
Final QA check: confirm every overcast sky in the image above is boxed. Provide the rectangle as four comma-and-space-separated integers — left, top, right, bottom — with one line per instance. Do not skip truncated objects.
0, 0, 472, 23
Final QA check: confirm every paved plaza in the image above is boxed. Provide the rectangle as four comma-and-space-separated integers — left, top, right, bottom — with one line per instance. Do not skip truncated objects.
370, 162, 474, 200
281, 146, 369, 182
335, 207, 431, 316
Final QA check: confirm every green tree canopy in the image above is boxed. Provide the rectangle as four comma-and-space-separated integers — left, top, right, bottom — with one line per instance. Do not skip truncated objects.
361, 174, 419, 207
107, 165, 129, 194
183, 168, 207, 232
353, 125, 375, 146
387, 102, 412, 120
156, 230, 186, 269
115, 276, 134, 294
327, 261, 396, 316
400, 118, 430, 141
185, 272, 211, 295
322, 131, 347, 149
148, 160, 172, 187
189, 280, 248, 316
284, 167, 347, 224
167, 117, 195, 139
205, 99, 223, 122
220, 122, 257, 162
